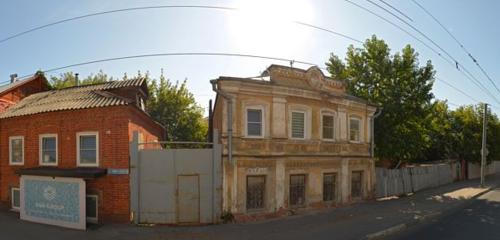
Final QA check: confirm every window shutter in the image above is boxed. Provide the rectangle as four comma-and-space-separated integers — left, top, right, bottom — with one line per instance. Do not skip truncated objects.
291, 112, 305, 138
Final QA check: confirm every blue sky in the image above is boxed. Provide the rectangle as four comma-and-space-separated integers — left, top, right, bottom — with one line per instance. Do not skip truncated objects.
1, 0, 500, 114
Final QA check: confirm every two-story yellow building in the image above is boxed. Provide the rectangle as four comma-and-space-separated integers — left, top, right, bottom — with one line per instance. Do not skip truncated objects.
211, 65, 378, 220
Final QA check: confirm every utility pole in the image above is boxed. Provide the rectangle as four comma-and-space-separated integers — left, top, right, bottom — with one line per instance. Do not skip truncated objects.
481, 103, 488, 187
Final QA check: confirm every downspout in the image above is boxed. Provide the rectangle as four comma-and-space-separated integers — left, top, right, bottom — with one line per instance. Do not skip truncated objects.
371, 107, 382, 158
210, 79, 233, 165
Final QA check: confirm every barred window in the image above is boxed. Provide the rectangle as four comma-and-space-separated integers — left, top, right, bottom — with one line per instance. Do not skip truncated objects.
290, 174, 306, 206
351, 171, 363, 198
246, 176, 265, 210
291, 111, 305, 139
322, 114, 335, 140
323, 173, 337, 202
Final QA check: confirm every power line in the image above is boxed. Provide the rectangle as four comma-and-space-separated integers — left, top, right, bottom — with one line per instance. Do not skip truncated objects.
0, 5, 363, 45
411, 0, 500, 97
378, 0, 413, 22
344, 0, 500, 105
6, 52, 322, 82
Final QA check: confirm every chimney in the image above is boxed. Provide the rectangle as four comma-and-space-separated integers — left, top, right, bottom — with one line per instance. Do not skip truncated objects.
10, 73, 17, 83
75, 73, 79, 87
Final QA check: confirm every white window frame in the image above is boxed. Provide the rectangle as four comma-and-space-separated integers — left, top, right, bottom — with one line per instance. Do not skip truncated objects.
321, 112, 336, 141
9, 136, 24, 165
245, 106, 265, 138
349, 117, 361, 143
77, 132, 99, 167
11, 187, 20, 211
39, 134, 58, 166
290, 110, 307, 140
86, 194, 99, 223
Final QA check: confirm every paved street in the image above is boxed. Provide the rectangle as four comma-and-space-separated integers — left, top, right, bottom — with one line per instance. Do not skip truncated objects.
1, 175, 499, 240
389, 187, 500, 240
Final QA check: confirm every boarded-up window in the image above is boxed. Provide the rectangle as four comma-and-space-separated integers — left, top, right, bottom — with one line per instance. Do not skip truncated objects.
323, 173, 337, 201
322, 114, 334, 140
290, 174, 306, 206
351, 171, 363, 198
291, 111, 305, 138
349, 118, 360, 142
247, 109, 263, 137
247, 176, 265, 210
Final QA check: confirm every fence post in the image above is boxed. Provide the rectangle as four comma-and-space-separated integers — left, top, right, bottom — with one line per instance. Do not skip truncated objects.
129, 131, 140, 224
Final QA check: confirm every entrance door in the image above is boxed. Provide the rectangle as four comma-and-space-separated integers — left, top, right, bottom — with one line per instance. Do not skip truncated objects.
177, 175, 200, 223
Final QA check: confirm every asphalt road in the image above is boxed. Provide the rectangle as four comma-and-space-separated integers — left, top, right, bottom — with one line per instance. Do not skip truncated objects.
389, 187, 500, 240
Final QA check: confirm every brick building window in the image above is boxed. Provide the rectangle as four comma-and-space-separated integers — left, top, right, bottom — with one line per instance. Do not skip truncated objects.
322, 114, 335, 140
86, 195, 98, 223
246, 108, 263, 137
246, 176, 265, 210
351, 171, 363, 198
77, 132, 99, 167
291, 111, 305, 139
9, 136, 24, 165
323, 173, 337, 202
39, 134, 57, 166
289, 174, 306, 206
349, 117, 361, 142
11, 187, 20, 211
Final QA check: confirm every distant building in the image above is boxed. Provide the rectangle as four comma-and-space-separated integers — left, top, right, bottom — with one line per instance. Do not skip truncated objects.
0, 73, 50, 112
0, 78, 164, 225
212, 65, 378, 220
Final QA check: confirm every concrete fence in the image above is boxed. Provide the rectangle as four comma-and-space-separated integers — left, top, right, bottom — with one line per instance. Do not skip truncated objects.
467, 161, 500, 179
375, 163, 459, 198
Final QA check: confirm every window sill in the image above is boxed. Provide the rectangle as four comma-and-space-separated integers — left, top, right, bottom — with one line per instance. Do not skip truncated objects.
9, 163, 24, 166
10, 208, 20, 212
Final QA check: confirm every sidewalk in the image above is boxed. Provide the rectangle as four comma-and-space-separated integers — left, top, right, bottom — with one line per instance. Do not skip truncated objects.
2, 174, 500, 240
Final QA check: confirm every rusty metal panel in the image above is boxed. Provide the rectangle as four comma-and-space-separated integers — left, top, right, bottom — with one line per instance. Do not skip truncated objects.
177, 175, 200, 223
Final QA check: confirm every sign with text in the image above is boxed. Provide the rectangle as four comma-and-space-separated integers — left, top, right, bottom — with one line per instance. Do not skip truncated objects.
20, 176, 86, 230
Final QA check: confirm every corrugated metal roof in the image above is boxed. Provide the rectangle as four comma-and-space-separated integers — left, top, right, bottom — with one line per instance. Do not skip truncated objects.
0, 78, 145, 119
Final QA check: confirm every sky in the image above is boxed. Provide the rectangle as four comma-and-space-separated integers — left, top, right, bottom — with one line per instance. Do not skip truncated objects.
1, 0, 500, 115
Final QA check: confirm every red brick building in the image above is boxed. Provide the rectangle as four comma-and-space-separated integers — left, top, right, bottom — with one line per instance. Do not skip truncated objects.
0, 78, 164, 223
0, 73, 49, 112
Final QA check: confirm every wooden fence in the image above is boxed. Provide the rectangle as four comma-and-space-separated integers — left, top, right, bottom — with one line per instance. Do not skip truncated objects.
375, 163, 459, 198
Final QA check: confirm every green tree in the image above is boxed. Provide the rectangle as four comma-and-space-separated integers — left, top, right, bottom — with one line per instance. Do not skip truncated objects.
424, 100, 455, 161
326, 35, 435, 165
50, 70, 112, 89
147, 72, 208, 142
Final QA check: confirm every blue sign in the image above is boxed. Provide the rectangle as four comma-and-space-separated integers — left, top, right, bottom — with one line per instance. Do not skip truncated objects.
21, 176, 86, 230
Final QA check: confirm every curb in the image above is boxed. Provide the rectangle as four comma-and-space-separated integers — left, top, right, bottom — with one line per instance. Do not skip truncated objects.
364, 185, 495, 240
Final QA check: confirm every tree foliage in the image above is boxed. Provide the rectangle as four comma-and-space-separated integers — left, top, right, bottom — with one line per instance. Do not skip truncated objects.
327, 35, 435, 164
50, 70, 113, 89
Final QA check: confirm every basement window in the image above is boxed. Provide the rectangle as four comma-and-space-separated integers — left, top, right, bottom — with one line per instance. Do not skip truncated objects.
86, 195, 98, 223
11, 187, 20, 211
289, 174, 306, 207
246, 176, 265, 210
351, 171, 363, 199
323, 173, 337, 202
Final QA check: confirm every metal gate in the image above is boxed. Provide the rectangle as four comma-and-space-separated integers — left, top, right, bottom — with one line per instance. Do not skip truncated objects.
129, 131, 222, 224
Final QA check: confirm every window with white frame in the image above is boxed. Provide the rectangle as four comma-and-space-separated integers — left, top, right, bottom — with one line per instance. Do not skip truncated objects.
77, 132, 99, 167
322, 113, 335, 140
11, 187, 20, 211
9, 136, 24, 165
246, 108, 263, 137
40, 134, 57, 165
291, 111, 306, 139
349, 117, 361, 142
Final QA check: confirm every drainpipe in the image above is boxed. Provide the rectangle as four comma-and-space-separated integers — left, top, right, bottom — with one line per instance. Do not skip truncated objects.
210, 79, 233, 165
371, 107, 382, 158
210, 79, 235, 213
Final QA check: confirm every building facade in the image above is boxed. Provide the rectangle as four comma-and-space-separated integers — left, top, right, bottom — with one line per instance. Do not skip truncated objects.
0, 73, 49, 112
0, 79, 164, 224
212, 65, 378, 220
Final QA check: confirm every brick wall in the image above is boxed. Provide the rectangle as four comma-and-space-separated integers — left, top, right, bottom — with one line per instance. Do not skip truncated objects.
0, 105, 163, 223
0, 75, 49, 112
